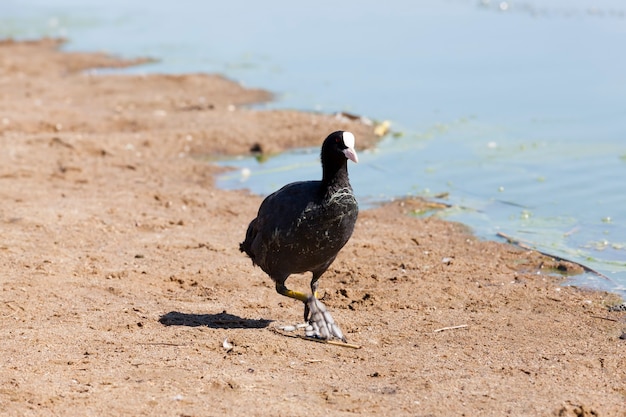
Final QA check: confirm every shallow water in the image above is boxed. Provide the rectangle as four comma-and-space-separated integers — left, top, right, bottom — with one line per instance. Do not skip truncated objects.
2, 0, 625, 295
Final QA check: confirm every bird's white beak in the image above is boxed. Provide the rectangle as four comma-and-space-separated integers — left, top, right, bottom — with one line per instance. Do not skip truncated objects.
343, 147, 358, 164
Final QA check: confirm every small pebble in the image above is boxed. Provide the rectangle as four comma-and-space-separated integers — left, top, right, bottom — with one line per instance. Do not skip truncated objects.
280, 325, 296, 332
222, 338, 233, 351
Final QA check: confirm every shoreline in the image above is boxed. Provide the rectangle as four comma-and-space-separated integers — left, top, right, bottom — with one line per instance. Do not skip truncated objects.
1, 39, 624, 416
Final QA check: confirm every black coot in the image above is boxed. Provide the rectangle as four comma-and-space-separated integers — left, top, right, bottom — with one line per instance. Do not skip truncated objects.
240, 131, 359, 341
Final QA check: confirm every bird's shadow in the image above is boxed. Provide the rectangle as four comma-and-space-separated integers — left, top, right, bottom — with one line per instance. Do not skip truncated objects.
158, 310, 273, 329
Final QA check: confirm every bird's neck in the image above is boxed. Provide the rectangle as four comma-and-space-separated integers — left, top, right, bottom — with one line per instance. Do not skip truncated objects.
322, 161, 350, 191
322, 161, 348, 185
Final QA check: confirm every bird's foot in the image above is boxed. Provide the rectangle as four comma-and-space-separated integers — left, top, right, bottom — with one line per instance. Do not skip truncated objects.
304, 296, 346, 342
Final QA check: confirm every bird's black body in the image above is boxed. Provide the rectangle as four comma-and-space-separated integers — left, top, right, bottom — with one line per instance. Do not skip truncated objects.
240, 131, 359, 340
241, 179, 357, 280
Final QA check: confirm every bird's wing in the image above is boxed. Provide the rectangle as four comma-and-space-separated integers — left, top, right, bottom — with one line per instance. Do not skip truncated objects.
255, 181, 321, 230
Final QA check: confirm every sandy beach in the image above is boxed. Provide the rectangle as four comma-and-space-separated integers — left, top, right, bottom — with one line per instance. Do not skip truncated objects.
0, 39, 624, 416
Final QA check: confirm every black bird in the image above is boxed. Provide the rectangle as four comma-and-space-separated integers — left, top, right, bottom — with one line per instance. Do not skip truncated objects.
240, 131, 359, 341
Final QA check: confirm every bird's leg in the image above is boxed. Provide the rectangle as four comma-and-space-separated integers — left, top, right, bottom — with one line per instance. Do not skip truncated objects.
276, 281, 311, 322
311, 278, 320, 300
304, 303, 310, 323
304, 276, 319, 323
304, 270, 345, 341
275, 282, 309, 303
275, 279, 345, 341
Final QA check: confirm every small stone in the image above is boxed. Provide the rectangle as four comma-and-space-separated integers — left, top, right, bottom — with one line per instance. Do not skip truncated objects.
222, 338, 233, 351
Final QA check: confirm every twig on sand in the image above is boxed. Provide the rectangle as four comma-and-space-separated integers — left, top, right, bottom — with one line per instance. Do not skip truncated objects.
323, 339, 362, 349
433, 324, 468, 333
496, 232, 613, 282
138, 342, 188, 347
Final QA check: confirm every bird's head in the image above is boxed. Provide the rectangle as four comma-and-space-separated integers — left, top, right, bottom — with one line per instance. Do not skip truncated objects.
322, 131, 359, 165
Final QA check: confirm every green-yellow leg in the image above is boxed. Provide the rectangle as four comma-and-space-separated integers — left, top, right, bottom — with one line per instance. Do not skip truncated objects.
275, 283, 319, 322
275, 282, 309, 303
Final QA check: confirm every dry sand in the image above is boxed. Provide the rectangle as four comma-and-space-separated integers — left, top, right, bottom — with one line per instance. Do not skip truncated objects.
1, 39, 624, 416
